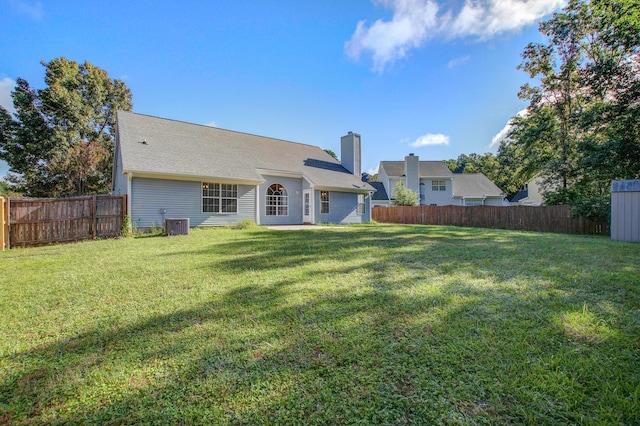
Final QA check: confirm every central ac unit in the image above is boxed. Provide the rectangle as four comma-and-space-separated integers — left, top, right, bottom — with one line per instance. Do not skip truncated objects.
166, 218, 189, 235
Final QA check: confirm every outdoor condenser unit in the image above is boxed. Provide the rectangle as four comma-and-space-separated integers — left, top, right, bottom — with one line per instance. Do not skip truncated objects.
165, 218, 190, 236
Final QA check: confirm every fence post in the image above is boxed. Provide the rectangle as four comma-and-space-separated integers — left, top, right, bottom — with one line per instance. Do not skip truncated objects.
0, 196, 5, 251
122, 194, 128, 233
91, 195, 97, 239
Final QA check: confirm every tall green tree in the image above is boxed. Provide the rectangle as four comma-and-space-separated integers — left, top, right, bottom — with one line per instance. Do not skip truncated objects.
0, 58, 133, 197
510, 0, 640, 220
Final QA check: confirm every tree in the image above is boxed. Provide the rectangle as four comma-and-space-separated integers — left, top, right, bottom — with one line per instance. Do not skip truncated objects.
391, 182, 418, 206
510, 0, 640, 221
361, 172, 378, 182
445, 152, 523, 196
0, 58, 133, 197
324, 149, 338, 161
0, 78, 57, 197
0, 180, 21, 197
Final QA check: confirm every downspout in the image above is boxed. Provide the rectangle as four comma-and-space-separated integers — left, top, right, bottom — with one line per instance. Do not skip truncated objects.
255, 184, 260, 225
126, 172, 133, 232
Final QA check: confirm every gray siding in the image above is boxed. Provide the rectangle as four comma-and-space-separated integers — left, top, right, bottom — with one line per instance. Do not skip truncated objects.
259, 176, 303, 225
340, 132, 361, 176
112, 143, 128, 196
421, 178, 454, 205
378, 167, 391, 197
131, 177, 255, 229
405, 155, 420, 195
315, 191, 367, 224
483, 198, 504, 207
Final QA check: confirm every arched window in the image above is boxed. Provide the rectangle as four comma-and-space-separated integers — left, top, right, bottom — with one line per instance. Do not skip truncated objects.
266, 183, 288, 216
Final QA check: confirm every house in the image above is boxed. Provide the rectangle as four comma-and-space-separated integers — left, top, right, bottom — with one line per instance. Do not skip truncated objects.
509, 176, 545, 205
112, 111, 375, 229
372, 154, 505, 207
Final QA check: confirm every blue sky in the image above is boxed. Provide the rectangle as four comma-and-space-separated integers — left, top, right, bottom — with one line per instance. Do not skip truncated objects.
0, 0, 564, 178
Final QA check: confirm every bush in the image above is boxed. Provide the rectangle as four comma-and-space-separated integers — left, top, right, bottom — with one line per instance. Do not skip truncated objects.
392, 182, 418, 206
234, 219, 258, 230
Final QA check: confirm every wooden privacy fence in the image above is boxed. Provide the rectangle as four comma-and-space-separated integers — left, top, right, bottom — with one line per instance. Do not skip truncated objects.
7, 195, 127, 248
372, 205, 610, 235
1, 197, 7, 251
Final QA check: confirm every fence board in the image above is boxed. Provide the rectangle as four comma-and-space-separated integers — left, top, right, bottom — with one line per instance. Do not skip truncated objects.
372, 205, 609, 235
8, 195, 127, 248
1, 197, 6, 251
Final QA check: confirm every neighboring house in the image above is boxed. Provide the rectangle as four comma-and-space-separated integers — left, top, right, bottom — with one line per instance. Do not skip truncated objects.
112, 111, 375, 229
509, 177, 545, 205
372, 154, 505, 207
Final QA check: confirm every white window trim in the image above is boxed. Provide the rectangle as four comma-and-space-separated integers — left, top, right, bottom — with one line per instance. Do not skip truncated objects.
432, 180, 446, 191
357, 194, 365, 215
202, 182, 239, 214
320, 190, 330, 214
266, 183, 289, 216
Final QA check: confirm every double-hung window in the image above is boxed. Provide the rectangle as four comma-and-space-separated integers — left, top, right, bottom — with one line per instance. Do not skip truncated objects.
357, 194, 365, 215
432, 180, 446, 191
320, 191, 330, 214
202, 183, 238, 213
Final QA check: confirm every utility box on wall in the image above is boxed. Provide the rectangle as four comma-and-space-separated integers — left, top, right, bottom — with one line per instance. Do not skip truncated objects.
166, 218, 190, 236
611, 180, 640, 243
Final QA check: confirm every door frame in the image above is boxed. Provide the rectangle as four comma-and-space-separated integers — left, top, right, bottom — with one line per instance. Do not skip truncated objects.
303, 189, 314, 224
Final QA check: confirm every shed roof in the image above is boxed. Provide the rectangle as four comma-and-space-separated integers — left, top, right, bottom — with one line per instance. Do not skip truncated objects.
116, 111, 373, 192
611, 180, 640, 192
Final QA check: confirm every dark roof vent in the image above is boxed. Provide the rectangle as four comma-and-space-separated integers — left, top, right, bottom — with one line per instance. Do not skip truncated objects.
142, 139, 148, 145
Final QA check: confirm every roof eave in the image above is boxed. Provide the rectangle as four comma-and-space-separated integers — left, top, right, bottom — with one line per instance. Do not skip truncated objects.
124, 170, 264, 185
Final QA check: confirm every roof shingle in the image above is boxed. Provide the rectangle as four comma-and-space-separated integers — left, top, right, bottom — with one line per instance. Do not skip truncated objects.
116, 111, 374, 192
452, 173, 504, 197
380, 161, 454, 177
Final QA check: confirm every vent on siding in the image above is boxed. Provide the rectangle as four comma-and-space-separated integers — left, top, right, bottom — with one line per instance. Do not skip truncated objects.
166, 218, 190, 236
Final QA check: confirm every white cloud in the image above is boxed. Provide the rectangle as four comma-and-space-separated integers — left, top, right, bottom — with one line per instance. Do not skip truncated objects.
8, 0, 44, 20
0, 77, 17, 117
411, 133, 450, 147
346, 0, 564, 71
204, 121, 217, 127
447, 54, 470, 68
345, 0, 439, 72
449, 0, 565, 38
488, 108, 527, 150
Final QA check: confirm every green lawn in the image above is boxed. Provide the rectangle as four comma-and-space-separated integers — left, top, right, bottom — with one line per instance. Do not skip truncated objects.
1, 224, 639, 425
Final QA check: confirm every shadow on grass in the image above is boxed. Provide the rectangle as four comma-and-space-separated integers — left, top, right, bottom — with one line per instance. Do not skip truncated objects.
1, 225, 639, 424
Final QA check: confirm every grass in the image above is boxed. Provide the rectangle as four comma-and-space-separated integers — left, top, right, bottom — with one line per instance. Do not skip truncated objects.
0, 224, 639, 425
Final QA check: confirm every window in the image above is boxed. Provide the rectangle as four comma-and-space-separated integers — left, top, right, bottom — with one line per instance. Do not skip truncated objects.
432, 180, 446, 191
266, 183, 288, 216
320, 191, 330, 214
357, 194, 365, 215
202, 183, 238, 213
466, 201, 483, 206
304, 192, 310, 216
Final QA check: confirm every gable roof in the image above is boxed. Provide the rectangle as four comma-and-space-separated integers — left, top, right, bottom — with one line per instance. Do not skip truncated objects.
116, 111, 373, 192
369, 182, 389, 200
380, 161, 454, 178
508, 189, 528, 203
452, 173, 504, 198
